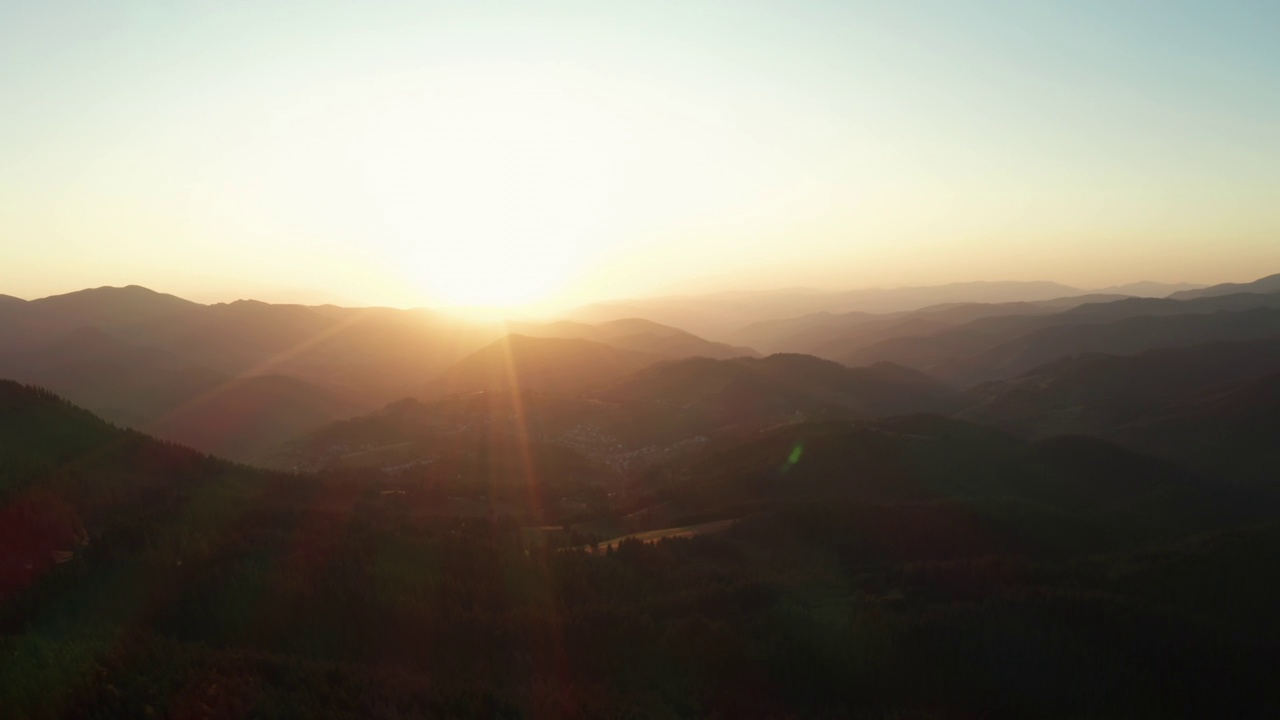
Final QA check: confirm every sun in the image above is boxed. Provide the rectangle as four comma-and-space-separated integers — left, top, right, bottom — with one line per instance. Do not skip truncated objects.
410, 239, 575, 310
343, 65, 626, 311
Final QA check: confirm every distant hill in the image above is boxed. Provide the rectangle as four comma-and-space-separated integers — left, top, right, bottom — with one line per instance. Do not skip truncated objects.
29, 284, 200, 328
733, 294, 1130, 359
0, 326, 228, 427
0, 326, 367, 462
1094, 281, 1205, 296
144, 374, 365, 464
272, 390, 617, 497
281, 352, 963, 476
1168, 273, 1280, 300
569, 280, 1090, 339
423, 334, 661, 399
961, 336, 1280, 439
510, 316, 759, 359
601, 354, 960, 422
941, 307, 1280, 385
844, 293, 1280, 382
1109, 372, 1280, 483
662, 415, 1256, 553
2, 286, 509, 404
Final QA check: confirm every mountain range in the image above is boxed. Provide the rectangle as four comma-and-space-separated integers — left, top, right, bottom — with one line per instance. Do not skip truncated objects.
3, 272, 1279, 718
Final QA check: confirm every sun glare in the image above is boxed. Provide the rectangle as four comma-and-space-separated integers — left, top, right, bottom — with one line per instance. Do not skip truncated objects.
346, 65, 626, 310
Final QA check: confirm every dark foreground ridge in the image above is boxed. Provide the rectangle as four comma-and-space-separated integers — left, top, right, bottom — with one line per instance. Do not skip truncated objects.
3, 379, 1280, 718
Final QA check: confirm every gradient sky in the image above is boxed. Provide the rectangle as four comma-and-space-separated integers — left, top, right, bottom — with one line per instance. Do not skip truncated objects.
2, 1, 1278, 310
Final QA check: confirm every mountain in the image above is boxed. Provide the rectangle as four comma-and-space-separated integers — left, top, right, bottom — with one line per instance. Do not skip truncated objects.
844, 293, 1280, 382
1094, 281, 1205, 296
422, 334, 661, 399
28, 284, 200, 328
1168, 273, 1280, 300
961, 336, 1280, 439
510, 317, 759, 359
940, 307, 1280, 385
601, 354, 960, 421
728, 294, 1133, 357
1109, 372, 1280, 483
0, 288, 536, 462
0, 326, 228, 427
143, 374, 365, 464
4, 287, 513, 405
661, 415, 1260, 553
593, 353, 963, 448
0, 380, 294, 596
0, 326, 368, 462
4, 379, 1279, 718
279, 351, 962, 479
569, 280, 1089, 339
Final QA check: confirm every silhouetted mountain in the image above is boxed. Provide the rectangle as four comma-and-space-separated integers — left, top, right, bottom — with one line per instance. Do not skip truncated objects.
0, 326, 227, 427
1168, 273, 1280, 300
0, 380, 290, 595
602, 354, 960, 421
1095, 281, 1205, 296
423, 334, 660, 399
5, 369, 1279, 719
29, 284, 200, 328
845, 293, 1280, 381
569, 280, 1089, 339
274, 390, 617, 503
3, 287, 512, 404
730, 294, 1131, 357
144, 374, 365, 464
663, 415, 1255, 552
511, 317, 759, 359
943, 308, 1280, 384
962, 336, 1280, 439
1110, 372, 1280, 483
0, 326, 367, 462
0, 288, 536, 463
726, 310, 882, 354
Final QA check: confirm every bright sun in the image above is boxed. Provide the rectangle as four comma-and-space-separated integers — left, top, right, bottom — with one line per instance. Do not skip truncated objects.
349, 65, 625, 310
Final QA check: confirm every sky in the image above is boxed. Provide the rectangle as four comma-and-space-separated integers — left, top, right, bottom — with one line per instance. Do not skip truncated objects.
2, 0, 1278, 311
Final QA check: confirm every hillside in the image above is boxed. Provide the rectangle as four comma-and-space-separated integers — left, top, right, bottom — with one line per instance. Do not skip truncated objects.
729, 294, 1130, 357
423, 334, 661, 399
569, 280, 1090, 339
603, 354, 959, 417
0, 380, 297, 596
1169, 273, 1280, 300
1109, 372, 1280, 482
845, 293, 1280, 382
512, 316, 759, 359
961, 336, 1280, 439
4, 372, 1280, 718
143, 374, 365, 464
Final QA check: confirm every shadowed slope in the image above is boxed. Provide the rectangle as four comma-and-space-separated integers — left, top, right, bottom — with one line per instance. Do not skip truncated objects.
423, 334, 660, 399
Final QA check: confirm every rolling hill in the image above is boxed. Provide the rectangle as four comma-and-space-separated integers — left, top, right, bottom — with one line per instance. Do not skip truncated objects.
844, 292, 1280, 382
422, 334, 661, 399
511, 316, 759, 359
961, 336, 1280, 439
1168, 273, 1280, 300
